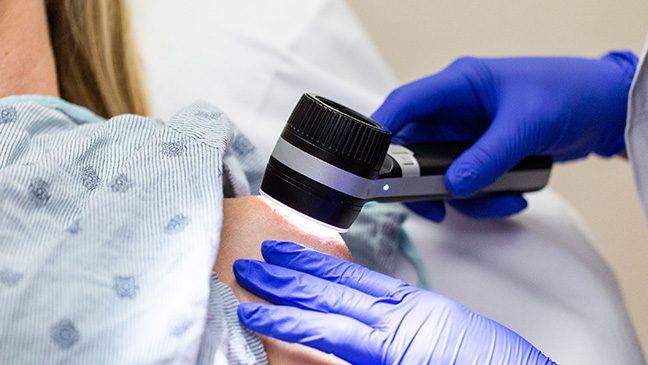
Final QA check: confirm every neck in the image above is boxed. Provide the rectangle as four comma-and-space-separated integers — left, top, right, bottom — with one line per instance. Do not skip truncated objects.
0, 0, 58, 97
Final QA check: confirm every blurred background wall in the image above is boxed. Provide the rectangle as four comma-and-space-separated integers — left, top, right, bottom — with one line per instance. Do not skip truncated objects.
346, 0, 648, 355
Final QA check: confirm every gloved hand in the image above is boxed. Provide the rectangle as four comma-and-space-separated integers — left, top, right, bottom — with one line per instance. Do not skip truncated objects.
372, 51, 638, 221
234, 240, 556, 365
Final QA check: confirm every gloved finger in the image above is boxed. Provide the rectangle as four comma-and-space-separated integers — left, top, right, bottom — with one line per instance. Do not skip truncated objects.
404, 201, 446, 222
260, 240, 411, 298
238, 302, 382, 365
445, 108, 531, 197
392, 115, 487, 144
233, 259, 384, 324
448, 194, 528, 219
371, 64, 475, 134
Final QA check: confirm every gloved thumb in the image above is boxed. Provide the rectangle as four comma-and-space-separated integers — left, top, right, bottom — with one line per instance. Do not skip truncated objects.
446, 110, 531, 197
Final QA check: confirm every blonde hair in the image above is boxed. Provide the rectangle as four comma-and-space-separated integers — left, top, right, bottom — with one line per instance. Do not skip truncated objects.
46, 0, 149, 117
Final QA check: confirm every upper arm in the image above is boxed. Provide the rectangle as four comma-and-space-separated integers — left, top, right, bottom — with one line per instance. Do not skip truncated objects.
215, 196, 351, 365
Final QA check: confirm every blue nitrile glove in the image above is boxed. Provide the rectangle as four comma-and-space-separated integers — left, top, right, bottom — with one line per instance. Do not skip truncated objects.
234, 240, 556, 365
372, 51, 638, 222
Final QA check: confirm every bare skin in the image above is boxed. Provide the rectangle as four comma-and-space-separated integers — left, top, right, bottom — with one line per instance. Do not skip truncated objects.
217, 196, 351, 365
5, 2, 353, 362
0, 0, 58, 97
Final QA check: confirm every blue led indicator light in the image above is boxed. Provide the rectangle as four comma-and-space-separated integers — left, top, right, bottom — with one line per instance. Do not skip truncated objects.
382, 183, 390, 192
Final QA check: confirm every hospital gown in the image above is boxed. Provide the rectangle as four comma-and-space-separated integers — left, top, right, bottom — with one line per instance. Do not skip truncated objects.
0, 96, 411, 364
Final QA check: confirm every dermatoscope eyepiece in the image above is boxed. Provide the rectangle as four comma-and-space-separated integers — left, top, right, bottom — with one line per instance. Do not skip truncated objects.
260, 93, 552, 232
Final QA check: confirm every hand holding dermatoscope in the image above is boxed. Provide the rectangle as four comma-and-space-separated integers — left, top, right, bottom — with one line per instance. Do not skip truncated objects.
260, 93, 552, 232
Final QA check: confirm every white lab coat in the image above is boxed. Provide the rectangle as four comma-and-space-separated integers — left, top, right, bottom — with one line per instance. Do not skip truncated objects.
131, 1, 645, 364
627, 37, 648, 221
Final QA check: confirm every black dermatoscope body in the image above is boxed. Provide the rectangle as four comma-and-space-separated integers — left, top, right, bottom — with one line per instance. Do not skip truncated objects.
260, 94, 552, 232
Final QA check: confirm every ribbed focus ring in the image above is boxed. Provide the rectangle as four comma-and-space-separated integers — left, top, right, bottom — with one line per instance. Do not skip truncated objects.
285, 94, 392, 170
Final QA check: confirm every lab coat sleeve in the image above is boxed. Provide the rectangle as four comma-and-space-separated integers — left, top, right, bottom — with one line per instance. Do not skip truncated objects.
625, 36, 648, 220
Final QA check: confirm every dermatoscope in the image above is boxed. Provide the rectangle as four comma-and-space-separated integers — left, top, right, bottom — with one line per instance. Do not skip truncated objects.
260, 94, 551, 232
